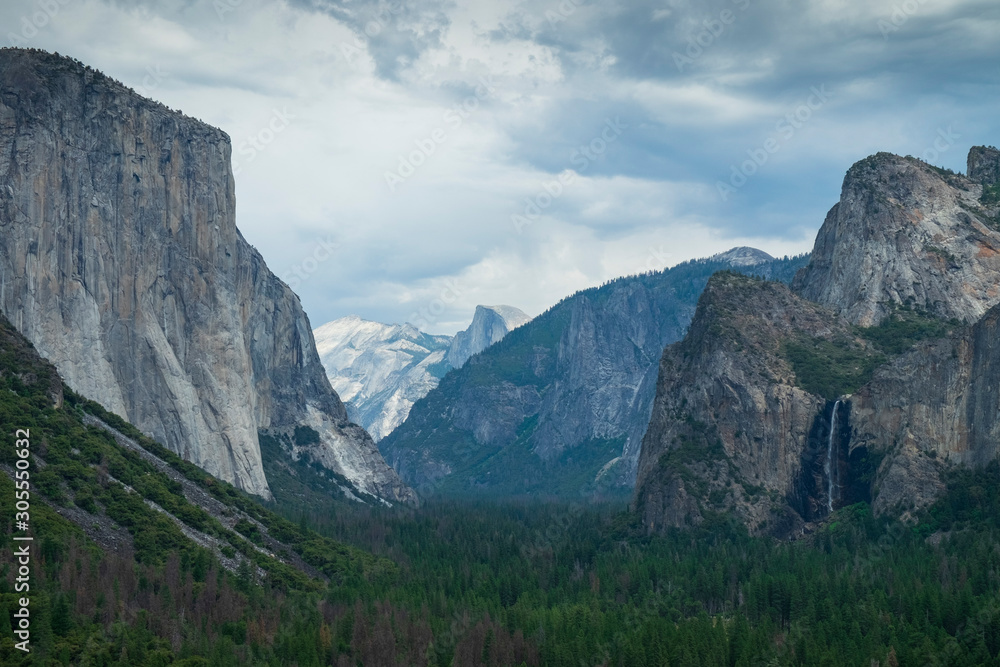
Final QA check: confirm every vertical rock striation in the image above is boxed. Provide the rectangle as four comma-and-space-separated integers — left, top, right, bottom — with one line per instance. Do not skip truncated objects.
851, 303, 1000, 520
0, 49, 414, 504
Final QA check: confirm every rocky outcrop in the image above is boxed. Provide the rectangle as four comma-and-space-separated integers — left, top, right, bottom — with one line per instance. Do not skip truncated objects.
968, 145, 1000, 186
314, 316, 451, 441
445, 305, 530, 369
850, 303, 1000, 520
793, 152, 1000, 326
0, 49, 414, 504
380, 253, 809, 498
636, 148, 1000, 536
633, 273, 871, 536
314, 306, 529, 442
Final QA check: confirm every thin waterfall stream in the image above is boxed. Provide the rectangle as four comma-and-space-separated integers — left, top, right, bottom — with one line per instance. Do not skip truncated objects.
825, 400, 840, 513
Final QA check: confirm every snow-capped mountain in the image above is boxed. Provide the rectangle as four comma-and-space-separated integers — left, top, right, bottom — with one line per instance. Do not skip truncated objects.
314, 306, 531, 441
313, 317, 452, 441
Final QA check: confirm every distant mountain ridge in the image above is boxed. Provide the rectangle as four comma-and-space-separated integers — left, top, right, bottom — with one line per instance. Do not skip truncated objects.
379, 249, 809, 499
314, 305, 530, 441
705, 246, 775, 267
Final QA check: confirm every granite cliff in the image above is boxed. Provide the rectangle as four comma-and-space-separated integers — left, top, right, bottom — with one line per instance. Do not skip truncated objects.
314, 316, 452, 441
0, 49, 414, 504
850, 301, 1000, 521
632, 272, 904, 536
380, 252, 808, 498
794, 152, 1000, 326
636, 147, 1000, 535
314, 305, 529, 442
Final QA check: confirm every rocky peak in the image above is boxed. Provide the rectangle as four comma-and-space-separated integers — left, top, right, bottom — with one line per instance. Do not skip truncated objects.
708, 246, 775, 267
968, 145, 1000, 186
445, 305, 531, 368
313, 315, 451, 441
793, 151, 1000, 326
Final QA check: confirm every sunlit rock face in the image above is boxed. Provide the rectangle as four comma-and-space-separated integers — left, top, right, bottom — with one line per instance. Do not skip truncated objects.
0, 48, 414, 504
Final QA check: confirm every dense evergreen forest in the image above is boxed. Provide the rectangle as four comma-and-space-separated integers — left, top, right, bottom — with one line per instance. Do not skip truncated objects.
4, 317, 1000, 665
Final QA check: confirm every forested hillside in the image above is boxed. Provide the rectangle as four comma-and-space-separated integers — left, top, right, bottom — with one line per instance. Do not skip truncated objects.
6, 311, 1000, 665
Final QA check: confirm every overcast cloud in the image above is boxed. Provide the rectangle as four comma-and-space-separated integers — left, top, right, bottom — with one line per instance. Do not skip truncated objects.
3, 0, 998, 333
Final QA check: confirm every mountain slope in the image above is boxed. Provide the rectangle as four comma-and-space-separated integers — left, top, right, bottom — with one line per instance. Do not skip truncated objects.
314, 316, 452, 441
0, 49, 413, 504
634, 273, 890, 536
380, 251, 809, 499
0, 310, 393, 587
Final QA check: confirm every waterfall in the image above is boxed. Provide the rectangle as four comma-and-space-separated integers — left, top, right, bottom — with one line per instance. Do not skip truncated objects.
825, 400, 840, 514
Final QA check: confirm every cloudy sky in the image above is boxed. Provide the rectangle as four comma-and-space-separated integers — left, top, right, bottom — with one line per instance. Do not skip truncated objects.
3, 0, 998, 333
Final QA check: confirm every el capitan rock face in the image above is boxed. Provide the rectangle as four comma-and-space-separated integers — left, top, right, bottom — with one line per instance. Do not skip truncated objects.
793, 153, 1000, 326
0, 49, 413, 504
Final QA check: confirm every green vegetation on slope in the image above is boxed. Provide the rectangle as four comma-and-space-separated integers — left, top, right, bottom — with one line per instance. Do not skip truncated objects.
0, 315, 394, 664
8, 295, 1000, 665
782, 305, 956, 399
278, 464, 1000, 667
781, 336, 885, 400
857, 305, 958, 355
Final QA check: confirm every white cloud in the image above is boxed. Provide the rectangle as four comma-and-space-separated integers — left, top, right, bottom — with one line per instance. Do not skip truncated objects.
2, 0, 998, 335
